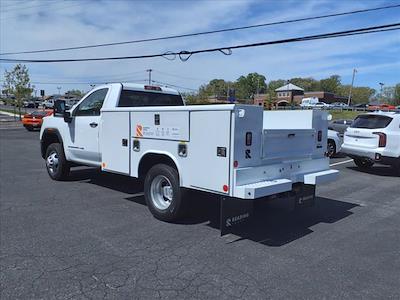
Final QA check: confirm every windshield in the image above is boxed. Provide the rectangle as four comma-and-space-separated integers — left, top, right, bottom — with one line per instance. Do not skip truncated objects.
351, 115, 392, 129
118, 90, 184, 107
31, 111, 48, 117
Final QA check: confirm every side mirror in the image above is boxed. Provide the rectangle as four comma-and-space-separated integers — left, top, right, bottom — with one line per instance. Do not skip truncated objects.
54, 100, 66, 116
54, 99, 72, 123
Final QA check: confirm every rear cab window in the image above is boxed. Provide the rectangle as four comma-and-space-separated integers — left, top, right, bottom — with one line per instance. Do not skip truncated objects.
351, 114, 393, 129
118, 90, 184, 107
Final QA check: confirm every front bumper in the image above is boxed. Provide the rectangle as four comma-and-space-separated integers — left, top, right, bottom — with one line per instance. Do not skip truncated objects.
234, 169, 338, 199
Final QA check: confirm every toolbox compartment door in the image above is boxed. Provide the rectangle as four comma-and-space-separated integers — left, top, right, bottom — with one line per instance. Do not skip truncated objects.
262, 129, 316, 160
100, 111, 130, 174
188, 110, 231, 194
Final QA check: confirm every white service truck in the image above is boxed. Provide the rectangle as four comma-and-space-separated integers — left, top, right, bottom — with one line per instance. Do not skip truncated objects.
40, 83, 338, 233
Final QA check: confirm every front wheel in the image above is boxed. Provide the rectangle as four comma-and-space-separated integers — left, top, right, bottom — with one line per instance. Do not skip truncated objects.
354, 158, 374, 169
144, 164, 184, 222
45, 143, 70, 180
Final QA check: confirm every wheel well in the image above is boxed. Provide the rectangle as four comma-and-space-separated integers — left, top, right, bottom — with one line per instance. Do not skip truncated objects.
328, 138, 335, 146
41, 130, 61, 158
138, 153, 178, 179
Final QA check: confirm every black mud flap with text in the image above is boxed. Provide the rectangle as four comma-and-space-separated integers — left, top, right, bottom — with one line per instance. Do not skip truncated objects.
294, 184, 316, 209
220, 197, 254, 236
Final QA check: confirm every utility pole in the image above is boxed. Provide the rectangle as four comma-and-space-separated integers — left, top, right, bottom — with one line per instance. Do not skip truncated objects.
57, 86, 61, 95
379, 82, 384, 105
146, 69, 153, 85
32, 85, 37, 97
347, 68, 357, 106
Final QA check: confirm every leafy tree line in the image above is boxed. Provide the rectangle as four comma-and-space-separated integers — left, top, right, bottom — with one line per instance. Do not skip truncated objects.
187, 73, 399, 105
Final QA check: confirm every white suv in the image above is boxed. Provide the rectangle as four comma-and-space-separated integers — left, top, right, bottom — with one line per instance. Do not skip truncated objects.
342, 112, 400, 171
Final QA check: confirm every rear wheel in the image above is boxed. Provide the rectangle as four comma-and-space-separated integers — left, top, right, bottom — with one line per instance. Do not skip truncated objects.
45, 143, 70, 180
144, 164, 184, 222
354, 158, 374, 169
327, 139, 336, 158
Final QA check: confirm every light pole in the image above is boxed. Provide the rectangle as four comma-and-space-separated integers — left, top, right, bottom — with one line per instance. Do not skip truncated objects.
90, 84, 96, 90
146, 69, 153, 85
57, 86, 61, 95
347, 69, 357, 106
379, 82, 384, 105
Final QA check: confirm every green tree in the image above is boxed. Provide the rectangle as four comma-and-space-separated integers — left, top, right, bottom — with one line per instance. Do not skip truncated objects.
289, 77, 320, 91
394, 83, 400, 105
197, 79, 231, 100
65, 89, 84, 98
235, 73, 267, 99
337, 85, 375, 104
2, 64, 33, 120
320, 75, 341, 94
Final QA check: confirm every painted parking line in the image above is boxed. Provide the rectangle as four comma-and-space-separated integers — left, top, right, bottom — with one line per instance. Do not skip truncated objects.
330, 159, 354, 167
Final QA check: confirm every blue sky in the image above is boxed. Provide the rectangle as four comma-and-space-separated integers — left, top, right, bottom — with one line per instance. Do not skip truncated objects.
1, 0, 399, 94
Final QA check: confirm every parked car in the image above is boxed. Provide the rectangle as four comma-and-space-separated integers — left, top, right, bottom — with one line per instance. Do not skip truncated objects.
329, 119, 353, 135
22, 110, 53, 131
300, 97, 319, 107
341, 112, 400, 172
327, 129, 342, 157
314, 102, 330, 109
367, 104, 396, 111
42, 99, 55, 109
23, 100, 39, 108
331, 102, 349, 109
353, 103, 369, 109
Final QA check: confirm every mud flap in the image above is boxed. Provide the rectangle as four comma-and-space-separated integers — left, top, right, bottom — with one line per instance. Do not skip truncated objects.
220, 197, 254, 236
294, 184, 316, 209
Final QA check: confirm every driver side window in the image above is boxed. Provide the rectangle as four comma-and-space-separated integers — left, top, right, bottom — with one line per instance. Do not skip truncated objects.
74, 88, 108, 117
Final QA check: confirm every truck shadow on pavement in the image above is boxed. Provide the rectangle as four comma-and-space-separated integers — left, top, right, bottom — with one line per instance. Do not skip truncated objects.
347, 166, 399, 177
68, 167, 358, 247
178, 191, 359, 246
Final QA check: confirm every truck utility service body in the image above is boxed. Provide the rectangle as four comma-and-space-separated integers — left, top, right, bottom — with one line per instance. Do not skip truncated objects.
40, 83, 338, 232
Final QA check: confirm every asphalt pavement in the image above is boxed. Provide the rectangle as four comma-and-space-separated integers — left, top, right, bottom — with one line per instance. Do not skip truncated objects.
1, 128, 399, 299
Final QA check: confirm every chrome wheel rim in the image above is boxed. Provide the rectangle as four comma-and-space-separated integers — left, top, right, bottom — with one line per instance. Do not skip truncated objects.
46, 151, 59, 175
150, 175, 173, 210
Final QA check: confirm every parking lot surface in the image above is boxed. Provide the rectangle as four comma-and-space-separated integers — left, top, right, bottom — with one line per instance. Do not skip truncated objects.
1, 128, 399, 299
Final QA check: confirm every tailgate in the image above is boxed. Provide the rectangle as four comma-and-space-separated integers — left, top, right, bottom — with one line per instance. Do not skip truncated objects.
344, 128, 379, 149
262, 129, 315, 159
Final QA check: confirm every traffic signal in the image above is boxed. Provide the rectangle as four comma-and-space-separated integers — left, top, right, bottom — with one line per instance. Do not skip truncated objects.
40, 90, 45, 97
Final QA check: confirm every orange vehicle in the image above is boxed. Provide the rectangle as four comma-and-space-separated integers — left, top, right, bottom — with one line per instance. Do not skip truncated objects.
22, 110, 53, 131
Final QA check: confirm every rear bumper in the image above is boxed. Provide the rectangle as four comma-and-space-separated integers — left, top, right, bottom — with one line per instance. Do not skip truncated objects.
341, 144, 379, 159
234, 169, 338, 199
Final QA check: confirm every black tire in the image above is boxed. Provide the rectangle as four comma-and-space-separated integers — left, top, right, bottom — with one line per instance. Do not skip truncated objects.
354, 158, 374, 169
144, 164, 184, 222
327, 139, 336, 158
45, 143, 70, 180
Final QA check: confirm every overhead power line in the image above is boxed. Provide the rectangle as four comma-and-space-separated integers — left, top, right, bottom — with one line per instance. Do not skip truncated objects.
0, 23, 399, 63
151, 80, 198, 92
1, 4, 399, 55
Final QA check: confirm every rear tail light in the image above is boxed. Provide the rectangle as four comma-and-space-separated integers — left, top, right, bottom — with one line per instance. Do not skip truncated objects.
373, 132, 387, 147
317, 130, 322, 142
245, 132, 252, 146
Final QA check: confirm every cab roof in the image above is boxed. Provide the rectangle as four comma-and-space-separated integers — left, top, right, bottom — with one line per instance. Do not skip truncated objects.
120, 83, 180, 95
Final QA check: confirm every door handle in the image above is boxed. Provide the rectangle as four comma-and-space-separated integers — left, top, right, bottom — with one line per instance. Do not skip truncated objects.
89, 122, 98, 128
